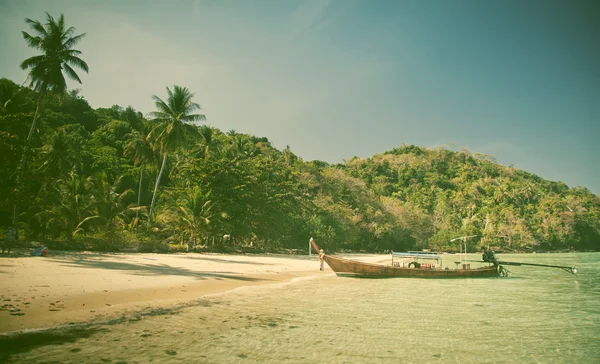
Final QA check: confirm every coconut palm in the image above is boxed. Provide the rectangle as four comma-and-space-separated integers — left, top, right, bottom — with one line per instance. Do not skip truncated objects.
177, 187, 218, 250
13, 13, 88, 225
38, 167, 97, 239
38, 127, 77, 177
159, 187, 225, 250
195, 125, 220, 160
147, 85, 206, 222
124, 125, 155, 222
91, 173, 135, 228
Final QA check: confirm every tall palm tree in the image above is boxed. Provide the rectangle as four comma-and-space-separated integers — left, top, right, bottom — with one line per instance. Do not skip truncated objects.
147, 85, 206, 221
13, 13, 88, 225
124, 125, 155, 222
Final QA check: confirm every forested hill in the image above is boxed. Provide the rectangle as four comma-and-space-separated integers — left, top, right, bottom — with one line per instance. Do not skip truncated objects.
1, 77, 599, 253
341, 147, 599, 252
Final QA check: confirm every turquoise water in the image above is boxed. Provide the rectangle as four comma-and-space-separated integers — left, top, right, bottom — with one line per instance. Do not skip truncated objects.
5, 253, 600, 363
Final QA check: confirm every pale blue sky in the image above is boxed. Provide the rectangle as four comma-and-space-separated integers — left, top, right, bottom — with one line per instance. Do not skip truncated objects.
1, 0, 598, 194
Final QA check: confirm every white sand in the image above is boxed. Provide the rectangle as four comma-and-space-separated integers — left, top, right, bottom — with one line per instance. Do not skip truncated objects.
0, 252, 340, 333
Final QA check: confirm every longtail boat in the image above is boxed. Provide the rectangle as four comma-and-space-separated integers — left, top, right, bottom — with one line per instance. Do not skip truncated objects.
310, 239, 576, 278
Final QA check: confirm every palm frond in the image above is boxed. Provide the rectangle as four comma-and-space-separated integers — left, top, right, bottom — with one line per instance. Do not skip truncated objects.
64, 49, 82, 56
118, 189, 135, 200
65, 55, 89, 73
62, 25, 76, 38
151, 95, 172, 115
165, 86, 174, 105
62, 63, 83, 84
63, 33, 86, 49
21, 32, 43, 50
25, 18, 47, 37
147, 110, 170, 121
56, 13, 65, 32
74, 215, 104, 231
20, 55, 45, 70
180, 113, 206, 122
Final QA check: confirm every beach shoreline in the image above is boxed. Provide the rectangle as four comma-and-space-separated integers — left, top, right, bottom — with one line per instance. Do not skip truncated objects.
0, 252, 333, 334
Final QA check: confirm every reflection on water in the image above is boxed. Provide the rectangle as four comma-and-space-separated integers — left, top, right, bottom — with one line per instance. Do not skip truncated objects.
5, 253, 600, 363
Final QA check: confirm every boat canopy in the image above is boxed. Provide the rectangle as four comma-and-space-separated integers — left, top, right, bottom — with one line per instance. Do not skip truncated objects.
392, 251, 443, 260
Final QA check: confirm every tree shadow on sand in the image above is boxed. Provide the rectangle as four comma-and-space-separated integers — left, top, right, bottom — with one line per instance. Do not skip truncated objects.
46, 257, 267, 282
0, 325, 109, 363
181, 256, 274, 265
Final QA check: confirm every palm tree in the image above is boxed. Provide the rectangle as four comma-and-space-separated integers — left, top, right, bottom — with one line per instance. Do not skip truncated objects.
38, 127, 77, 177
38, 167, 97, 239
176, 187, 222, 250
195, 125, 219, 160
91, 173, 135, 228
228, 134, 258, 161
13, 13, 88, 225
147, 85, 206, 221
124, 125, 155, 222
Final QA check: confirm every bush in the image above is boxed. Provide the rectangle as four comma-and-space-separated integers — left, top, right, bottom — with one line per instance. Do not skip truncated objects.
138, 237, 169, 253
75, 230, 139, 252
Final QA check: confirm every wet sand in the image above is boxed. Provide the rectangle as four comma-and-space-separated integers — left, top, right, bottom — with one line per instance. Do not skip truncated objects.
0, 252, 335, 333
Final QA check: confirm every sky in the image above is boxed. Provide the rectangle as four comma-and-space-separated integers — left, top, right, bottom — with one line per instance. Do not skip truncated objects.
0, 0, 598, 194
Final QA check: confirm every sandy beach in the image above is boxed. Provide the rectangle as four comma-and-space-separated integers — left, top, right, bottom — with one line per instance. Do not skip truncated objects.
0, 252, 353, 334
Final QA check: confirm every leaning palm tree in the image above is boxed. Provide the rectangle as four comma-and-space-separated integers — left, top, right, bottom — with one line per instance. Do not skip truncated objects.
13, 13, 88, 225
147, 85, 206, 222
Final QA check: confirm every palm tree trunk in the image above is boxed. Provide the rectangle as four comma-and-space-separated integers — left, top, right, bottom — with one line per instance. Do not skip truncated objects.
136, 163, 144, 220
12, 95, 43, 225
149, 152, 168, 222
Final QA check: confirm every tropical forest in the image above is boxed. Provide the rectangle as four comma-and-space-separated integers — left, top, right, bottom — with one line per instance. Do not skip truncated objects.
1, 13, 599, 255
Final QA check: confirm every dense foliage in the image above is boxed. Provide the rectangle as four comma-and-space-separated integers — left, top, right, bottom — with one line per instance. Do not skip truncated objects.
0, 13, 598, 254
1, 76, 598, 253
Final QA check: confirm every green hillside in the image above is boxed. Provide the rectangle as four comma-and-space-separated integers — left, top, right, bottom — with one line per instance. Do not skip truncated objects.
342, 146, 599, 252
1, 77, 598, 253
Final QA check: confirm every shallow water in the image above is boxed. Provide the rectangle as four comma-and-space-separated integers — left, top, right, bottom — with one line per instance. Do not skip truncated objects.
5, 253, 600, 363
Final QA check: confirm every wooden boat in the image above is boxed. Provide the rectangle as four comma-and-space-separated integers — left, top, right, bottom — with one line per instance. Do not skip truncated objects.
310, 239, 577, 278
311, 239, 499, 278
322, 253, 501, 278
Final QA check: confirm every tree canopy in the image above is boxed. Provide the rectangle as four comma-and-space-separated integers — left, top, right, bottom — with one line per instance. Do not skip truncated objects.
1, 77, 598, 253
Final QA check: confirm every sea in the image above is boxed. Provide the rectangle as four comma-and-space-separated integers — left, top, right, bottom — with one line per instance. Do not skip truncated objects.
3, 253, 599, 363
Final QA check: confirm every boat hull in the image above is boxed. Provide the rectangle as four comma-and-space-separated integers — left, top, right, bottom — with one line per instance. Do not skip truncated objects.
323, 255, 500, 278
